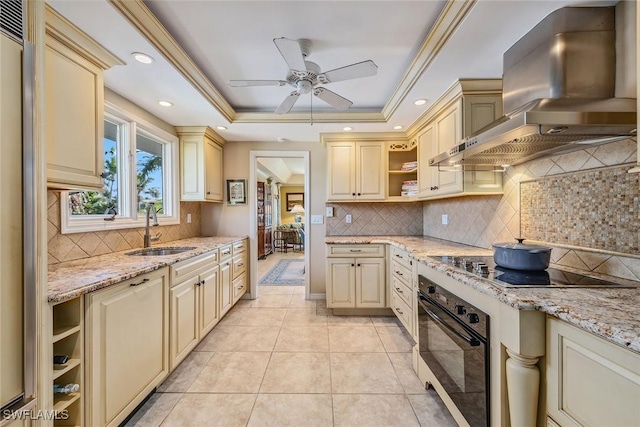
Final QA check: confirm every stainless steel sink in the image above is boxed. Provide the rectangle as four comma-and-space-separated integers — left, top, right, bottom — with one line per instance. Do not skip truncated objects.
126, 246, 197, 256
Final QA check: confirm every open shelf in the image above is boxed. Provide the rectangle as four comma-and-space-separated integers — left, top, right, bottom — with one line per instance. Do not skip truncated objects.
53, 359, 81, 381
388, 143, 418, 199
53, 325, 81, 343
53, 392, 81, 412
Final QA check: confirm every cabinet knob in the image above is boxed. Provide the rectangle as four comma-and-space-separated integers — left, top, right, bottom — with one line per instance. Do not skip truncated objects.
357, 263, 361, 267
352, 193, 356, 196
357, 193, 361, 196
206, 191, 211, 195
351, 263, 355, 267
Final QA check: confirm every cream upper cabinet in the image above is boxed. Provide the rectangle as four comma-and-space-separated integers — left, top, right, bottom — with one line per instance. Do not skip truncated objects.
415, 79, 504, 200
85, 268, 169, 427
326, 140, 385, 201
45, 6, 123, 190
176, 126, 225, 202
546, 317, 640, 427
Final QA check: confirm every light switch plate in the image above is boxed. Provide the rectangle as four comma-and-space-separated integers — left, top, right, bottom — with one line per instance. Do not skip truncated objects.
187, 213, 192, 223
441, 214, 448, 225
311, 215, 324, 224
346, 214, 352, 224
325, 207, 334, 217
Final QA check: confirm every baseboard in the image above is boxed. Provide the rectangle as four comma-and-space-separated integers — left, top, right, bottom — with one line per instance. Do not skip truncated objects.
332, 308, 394, 316
309, 293, 326, 300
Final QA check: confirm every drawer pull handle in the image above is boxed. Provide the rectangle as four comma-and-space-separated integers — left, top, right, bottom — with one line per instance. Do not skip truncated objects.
395, 287, 403, 293
131, 278, 149, 287
395, 271, 403, 276
395, 307, 404, 315
236, 245, 243, 249
237, 286, 244, 290
349, 249, 362, 252
395, 254, 402, 258
222, 250, 230, 255
237, 263, 244, 267
195, 281, 201, 286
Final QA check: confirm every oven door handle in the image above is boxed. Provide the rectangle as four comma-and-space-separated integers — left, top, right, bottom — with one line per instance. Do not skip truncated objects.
418, 298, 481, 347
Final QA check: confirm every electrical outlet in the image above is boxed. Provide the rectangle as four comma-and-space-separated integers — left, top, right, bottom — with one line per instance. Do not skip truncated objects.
187, 213, 192, 223
326, 206, 334, 217
441, 214, 448, 225
346, 214, 352, 224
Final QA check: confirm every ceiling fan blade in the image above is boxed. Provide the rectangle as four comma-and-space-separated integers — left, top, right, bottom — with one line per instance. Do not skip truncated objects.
273, 37, 307, 72
313, 87, 353, 111
317, 60, 378, 84
228, 80, 287, 87
275, 91, 301, 114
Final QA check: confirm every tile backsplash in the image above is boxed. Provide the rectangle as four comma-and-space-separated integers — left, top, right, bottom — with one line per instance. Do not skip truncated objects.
47, 190, 202, 264
326, 202, 423, 236
423, 137, 640, 281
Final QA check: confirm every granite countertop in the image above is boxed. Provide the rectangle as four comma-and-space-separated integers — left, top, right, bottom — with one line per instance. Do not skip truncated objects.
326, 236, 640, 353
48, 236, 246, 304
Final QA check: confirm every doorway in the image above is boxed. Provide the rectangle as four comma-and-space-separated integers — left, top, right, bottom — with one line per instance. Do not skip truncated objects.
249, 151, 310, 300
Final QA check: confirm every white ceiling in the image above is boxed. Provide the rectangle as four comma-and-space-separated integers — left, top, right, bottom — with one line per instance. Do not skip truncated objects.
48, 0, 609, 143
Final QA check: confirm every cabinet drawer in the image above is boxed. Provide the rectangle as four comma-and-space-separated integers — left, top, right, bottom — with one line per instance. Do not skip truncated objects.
171, 251, 217, 283
232, 253, 246, 279
219, 244, 232, 260
391, 274, 412, 307
390, 247, 412, 269
391, 260, 411, 287
328, 244, 384, 257
233, 239, 247, 255
232, 273, 246, 302
391, 290, 412, 333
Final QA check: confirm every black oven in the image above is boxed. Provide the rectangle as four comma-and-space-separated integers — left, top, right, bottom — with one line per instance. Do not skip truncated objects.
417, 275, 490, 427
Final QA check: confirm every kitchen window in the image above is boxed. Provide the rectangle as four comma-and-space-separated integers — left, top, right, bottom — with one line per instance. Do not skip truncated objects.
60, 102, 179, 233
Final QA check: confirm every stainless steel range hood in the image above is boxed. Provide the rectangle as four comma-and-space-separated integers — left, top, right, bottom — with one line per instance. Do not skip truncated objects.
430, 6, 637, 168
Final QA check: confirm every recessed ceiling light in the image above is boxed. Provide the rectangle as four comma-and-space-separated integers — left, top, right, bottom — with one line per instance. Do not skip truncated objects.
132, 52, 154, 64
216, 126, 228, 131
343, 126, 353, 131
414, 99, 427, 106
158, 100, 173, 107
393, 125, 403, 130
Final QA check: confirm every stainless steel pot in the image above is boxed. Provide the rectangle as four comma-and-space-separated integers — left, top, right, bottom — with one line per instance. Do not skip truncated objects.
492, 238, 552, 271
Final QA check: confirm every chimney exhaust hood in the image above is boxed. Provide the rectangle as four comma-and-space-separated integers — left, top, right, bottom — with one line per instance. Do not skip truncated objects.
430, 6, 637, 168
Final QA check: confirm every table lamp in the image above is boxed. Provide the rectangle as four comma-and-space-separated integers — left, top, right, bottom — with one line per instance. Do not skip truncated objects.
290, 204, 304, 223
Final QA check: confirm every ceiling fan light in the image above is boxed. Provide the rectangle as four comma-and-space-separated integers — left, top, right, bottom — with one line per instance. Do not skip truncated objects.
132, 52, 154, 64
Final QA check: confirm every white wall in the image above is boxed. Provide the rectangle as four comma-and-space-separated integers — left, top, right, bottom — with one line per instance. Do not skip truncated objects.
202, 140, 327, 295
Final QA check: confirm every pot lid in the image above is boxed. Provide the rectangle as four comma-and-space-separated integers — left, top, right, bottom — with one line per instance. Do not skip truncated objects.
492, 238, 552, 253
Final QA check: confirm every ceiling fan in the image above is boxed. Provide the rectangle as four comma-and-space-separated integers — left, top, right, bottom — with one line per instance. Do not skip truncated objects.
228, 37, 378, 114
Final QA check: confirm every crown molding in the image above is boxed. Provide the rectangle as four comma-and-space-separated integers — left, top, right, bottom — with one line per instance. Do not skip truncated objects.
109, 0, 235, 122
382, 0, 477, 120
233, 111, 386, 124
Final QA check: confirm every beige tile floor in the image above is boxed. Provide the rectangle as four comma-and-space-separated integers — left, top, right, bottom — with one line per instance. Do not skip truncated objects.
125, 253, 457, 427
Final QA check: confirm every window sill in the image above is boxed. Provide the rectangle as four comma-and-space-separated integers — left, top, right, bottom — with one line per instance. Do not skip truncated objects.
60, 216, 180, 235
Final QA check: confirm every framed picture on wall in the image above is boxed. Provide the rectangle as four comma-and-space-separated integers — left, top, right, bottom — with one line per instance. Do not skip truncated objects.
286, 192, 304, 211
226, 179, 247, 205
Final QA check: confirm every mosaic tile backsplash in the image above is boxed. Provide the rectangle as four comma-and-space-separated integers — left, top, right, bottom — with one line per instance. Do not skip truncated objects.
521, 165, 640, 254
326, 202, 423, 236
47, 190, 202, 264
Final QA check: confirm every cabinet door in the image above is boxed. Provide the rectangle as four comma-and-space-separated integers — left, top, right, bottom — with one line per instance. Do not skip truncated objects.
327, 142, 356, 200
355, 258, 386, 308
170, 278, 199, 371
326, 258, 356, 308
219, 261, 233, 317
435, 101, 463, 196
199, 266, 220, 337
547, 318, 640, 427
180, 134, 205, 200
417, 124, 437, 198
45, 40, 104, 189
357, 142, 385, 200
85, 270, 168, 427
204, 137, 223, 201
463, 95, 502, 137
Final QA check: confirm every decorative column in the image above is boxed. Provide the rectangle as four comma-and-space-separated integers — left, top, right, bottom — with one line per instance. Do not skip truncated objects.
506, 349, 540, 427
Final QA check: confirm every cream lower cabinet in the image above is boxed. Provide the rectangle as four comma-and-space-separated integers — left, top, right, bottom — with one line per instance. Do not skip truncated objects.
389, 246, 416, 339
169, 259, 220, 371
85, 267, 169, 427
326, 244, 386, 308
546, 317, 640, 427
219, 244, 234, 317
176, 126, 225, 202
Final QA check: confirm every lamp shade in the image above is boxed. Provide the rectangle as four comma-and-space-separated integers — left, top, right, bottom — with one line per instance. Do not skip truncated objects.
290, 204, 305, 214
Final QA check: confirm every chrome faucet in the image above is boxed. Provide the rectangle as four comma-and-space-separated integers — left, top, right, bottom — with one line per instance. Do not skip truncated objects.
144, 203, 162, 248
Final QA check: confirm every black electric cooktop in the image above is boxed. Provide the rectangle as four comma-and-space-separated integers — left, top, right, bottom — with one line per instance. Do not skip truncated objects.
431, 256, 636, 288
